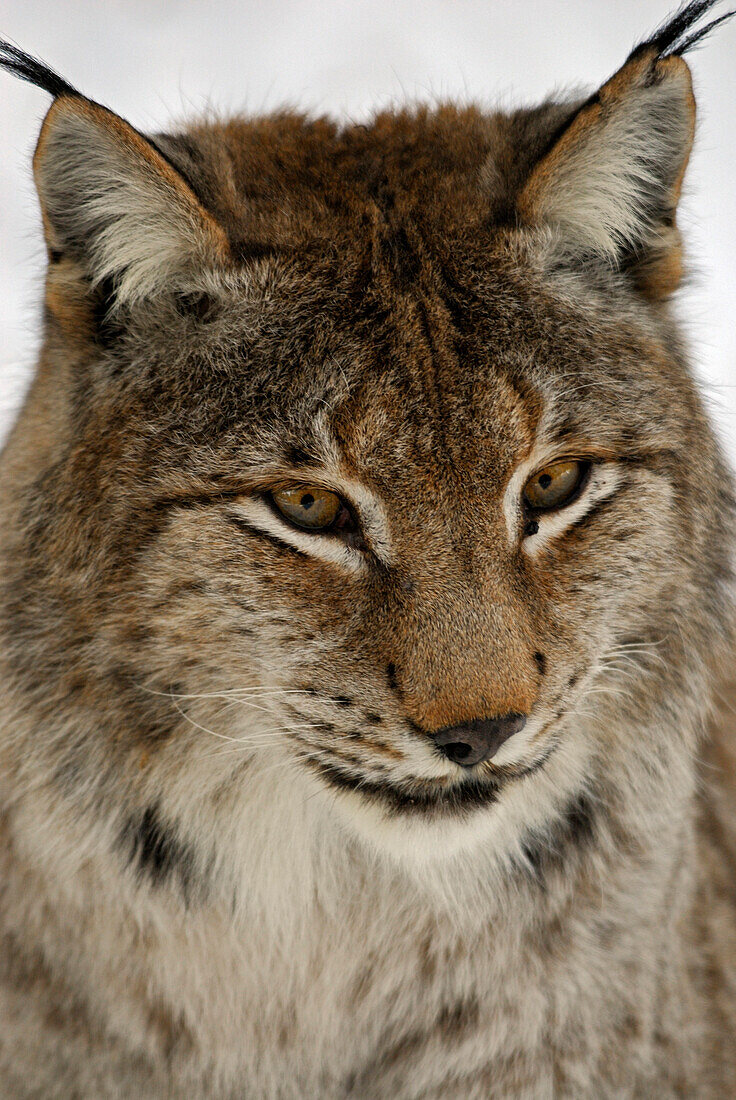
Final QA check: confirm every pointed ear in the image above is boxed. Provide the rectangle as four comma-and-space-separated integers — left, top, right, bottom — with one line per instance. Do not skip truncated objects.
33, 95, 231, 308
518, 48, 695, 299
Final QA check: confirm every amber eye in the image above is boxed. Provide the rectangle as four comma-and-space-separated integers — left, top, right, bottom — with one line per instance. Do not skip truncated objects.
523, 459, 588, 512
270, 485, 343, 531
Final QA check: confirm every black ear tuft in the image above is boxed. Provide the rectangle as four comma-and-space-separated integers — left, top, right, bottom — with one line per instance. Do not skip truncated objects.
0, 38, 79, 99
630, 0, 735, 61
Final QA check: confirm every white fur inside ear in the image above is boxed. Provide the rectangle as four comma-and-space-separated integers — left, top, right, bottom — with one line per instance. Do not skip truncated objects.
526, 66, 693, 266
35, 103, 225, 307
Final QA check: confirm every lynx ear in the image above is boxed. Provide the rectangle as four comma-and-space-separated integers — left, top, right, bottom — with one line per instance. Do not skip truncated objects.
518, 2, 732, 299
33, 95, 231, 307
0, 40, 229, 308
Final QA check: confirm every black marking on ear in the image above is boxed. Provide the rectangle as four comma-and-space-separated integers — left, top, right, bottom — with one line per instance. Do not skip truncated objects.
0, 39, 80, 99
121, 804, 197, 896
516, 791, 596, 885
630, 0, 735, 62
0, 40, 217, 242
532, 2, 733, 180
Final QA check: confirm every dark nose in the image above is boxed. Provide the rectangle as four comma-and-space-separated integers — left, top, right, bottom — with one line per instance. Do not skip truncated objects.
432, 714, 527, 768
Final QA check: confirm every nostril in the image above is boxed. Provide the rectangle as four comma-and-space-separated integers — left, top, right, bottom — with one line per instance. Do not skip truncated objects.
432, 714, 527, 768
443, 741, 474, 765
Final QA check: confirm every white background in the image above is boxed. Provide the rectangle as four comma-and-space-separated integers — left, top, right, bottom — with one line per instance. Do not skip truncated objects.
1, 0, 734, 461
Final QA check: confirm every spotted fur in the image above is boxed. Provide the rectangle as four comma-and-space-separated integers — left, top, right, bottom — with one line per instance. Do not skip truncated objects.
0, 3, 735, 1097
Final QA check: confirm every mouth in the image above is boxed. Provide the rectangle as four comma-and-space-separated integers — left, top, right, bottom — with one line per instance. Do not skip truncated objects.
305, 746, 557, 816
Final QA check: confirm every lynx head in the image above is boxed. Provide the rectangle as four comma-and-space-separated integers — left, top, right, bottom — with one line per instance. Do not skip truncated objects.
0, 2, 733, 882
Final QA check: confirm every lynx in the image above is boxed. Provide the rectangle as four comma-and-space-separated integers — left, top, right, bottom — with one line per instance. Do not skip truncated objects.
0, 2, 735, 1096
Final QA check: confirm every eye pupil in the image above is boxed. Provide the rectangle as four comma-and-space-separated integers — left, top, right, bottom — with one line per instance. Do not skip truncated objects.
522, 459, 589, 515
270, 485, 346, 533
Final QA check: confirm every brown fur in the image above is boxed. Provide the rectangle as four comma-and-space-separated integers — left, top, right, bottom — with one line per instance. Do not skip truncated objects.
0, 6, 735, 1097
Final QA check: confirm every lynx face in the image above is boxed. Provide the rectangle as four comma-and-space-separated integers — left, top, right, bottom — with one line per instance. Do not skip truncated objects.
100, 231, 698, 858
0, 17, 731, 866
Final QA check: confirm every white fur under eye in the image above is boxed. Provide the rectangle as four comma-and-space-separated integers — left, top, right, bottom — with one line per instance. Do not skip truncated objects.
227, 478, 393, 572
504, 457, 623, 553
525, 464, 623, 553
227, 497, 366, 572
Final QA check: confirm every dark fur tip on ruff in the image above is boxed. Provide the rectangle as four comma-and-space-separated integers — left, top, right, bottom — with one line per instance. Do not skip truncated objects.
0, 39, 79, 99
630, 0, 735, 62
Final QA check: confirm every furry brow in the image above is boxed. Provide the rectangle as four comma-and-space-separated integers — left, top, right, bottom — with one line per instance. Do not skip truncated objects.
0, 39, 79, 99
630, 0, 735, 60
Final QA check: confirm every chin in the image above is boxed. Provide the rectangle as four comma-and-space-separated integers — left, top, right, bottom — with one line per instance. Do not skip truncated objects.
310, 740, 579, 867
329, 783, 506, 863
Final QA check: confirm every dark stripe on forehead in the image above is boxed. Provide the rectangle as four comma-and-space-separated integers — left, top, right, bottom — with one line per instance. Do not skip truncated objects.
402, 290, 541, 478
373, 221, 422, 290
402, 292, 463, 477
433, 264, 545, 440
